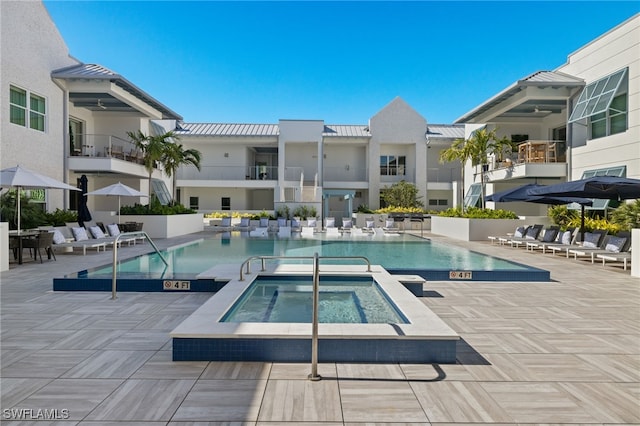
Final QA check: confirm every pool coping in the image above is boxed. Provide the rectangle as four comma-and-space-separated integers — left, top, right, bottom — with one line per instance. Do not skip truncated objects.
170, 264, 459, 341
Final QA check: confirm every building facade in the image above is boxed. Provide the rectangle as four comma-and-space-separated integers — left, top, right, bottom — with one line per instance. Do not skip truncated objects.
1, 2, 637, 222
455, 14, 639, 216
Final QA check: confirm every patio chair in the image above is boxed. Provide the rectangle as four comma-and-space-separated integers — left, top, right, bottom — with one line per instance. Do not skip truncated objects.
489, 225, 531, 245
217, 217, 233, 231
549, 229, 608, 258
340, 218, 353, 232
233, 217, 252, 231
363, 218, 376, 233
526, 227, 577, 253
87, 224, 136, 248
52, 226, 106, 255
507, 224, 544, 248
597, 251, 632, 270
569, 232, 630, 264
382, 218, 400, 234
290, 217, 302, 232
324, 217, 336, 230
22, 231, 56, 263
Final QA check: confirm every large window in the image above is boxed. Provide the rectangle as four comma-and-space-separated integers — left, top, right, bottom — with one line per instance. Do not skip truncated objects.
10, 85, 46, 131
380, 155, 406, 176
568, 68, 628, 139
463, 183, 482, 208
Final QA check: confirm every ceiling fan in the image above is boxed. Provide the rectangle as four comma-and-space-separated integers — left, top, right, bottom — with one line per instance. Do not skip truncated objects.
97, 99, 107, 110
533, 105, 552, 114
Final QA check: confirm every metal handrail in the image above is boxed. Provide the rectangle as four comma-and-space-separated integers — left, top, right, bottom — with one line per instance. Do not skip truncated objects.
239, 253, 372, 381
239, 255, 372, 281
111, 231, 168, 300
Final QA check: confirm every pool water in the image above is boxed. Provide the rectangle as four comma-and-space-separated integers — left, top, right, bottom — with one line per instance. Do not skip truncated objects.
221, 276, 408, 324
87, 233, 532, 278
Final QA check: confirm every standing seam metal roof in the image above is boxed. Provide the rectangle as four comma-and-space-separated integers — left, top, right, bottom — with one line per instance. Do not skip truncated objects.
51, 63, 183, 120
175, 123, 279, 136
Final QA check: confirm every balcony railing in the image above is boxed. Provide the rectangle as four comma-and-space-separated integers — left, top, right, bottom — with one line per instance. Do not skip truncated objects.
70, 134, 141, 164
177, 165, 278, 180
323, 166, 367, 182
427, 167, 459, 183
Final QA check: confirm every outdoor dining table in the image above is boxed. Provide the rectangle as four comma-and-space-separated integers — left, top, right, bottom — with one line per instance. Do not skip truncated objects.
8, 230, 39, 265
517, 140, 556, 163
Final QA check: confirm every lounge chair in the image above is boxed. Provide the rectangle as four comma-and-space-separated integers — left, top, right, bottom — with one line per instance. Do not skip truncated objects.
363, 218, 376, 233
549, 229, 608, 258
324, 217, 336, 230
249, 227, 268, 237
569, 232, 630, 263
340, 218, 353, 233
51, 226, 106, 255
290, 218, 302, 232
526, 227, 576, 253
597, 251, 632, 270
510, 224, 553, 248
489, 225, 531, 245
382, 218, 400, 233
233, 217, 252, 231
326, 227, 341, 237
351, 227, 367, 237
216, 216, 233, 231
277, 225, 291, 237
301, 218, 317, 236
86, 224, 136, 248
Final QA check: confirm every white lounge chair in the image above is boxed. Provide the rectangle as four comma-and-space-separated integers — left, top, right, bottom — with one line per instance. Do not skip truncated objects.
382, 218, 400, 234
216, 217, 233, 231
233, 217, 252, 231
569, 233, 630, 263
340, 218, 353, 233
597, 252, 632, 270
249, 227, 268, 237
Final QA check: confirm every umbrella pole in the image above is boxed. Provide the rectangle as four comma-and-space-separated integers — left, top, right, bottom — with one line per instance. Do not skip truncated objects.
118, 196, 121, 224
17, 187, 21, 233
580, 204, 585, 242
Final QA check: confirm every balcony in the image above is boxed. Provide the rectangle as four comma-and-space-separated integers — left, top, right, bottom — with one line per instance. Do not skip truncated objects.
67, 134, 151, 177
176, 165, 279, 186
485, 140, 568, 182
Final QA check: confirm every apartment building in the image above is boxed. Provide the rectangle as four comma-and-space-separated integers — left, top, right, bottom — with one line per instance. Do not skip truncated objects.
1, 2, 637, 220
455, 14, 639, 216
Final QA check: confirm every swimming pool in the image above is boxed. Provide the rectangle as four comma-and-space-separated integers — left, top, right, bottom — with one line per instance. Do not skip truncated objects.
53, 232, 550, 291
221, 275, 408, 324
171, 267, 459, 363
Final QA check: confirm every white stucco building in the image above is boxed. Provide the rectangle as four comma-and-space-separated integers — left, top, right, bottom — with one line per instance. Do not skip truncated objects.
1, 1, 638, 224
455, 13, 639, 216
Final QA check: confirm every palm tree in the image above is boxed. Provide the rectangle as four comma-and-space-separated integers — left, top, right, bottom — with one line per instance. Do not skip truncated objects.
162, 142, 202, 202
440, 128, 512, 210
439, 137, 474, 213
466, 128, 513, 208
127, 130, 177, 210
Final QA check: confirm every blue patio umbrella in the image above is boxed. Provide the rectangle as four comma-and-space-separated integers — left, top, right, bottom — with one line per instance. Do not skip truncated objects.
77, 174, 92, 227
487, 183, 594, 242
486, 183, 594, 206
527, 176, 640, 200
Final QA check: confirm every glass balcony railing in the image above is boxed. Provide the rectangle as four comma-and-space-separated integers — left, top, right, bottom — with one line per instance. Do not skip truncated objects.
177, 165, 279, 180
70, 134, 141, 164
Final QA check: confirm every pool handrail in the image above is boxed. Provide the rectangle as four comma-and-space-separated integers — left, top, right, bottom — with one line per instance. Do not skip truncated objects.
111, 231, 168, 300
239, 254, 372, 281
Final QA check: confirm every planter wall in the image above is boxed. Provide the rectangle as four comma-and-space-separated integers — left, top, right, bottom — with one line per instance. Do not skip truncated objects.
93, 211, 203, 239
431, 216, 528, 242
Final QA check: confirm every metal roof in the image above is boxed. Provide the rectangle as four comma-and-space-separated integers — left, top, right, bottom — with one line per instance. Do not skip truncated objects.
175, 123, 279, 137
455, 70, 584, 124
323, 125, 371, 137
51, 63, 182, 120
426, 124, 465, 139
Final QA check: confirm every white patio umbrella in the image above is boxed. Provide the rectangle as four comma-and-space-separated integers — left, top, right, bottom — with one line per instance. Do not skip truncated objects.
1, 165, 80, 232
85, 182, 148, 223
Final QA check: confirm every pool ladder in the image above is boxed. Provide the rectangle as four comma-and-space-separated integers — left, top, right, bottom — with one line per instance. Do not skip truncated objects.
111, 231, 168, 300
240, 253, 372, 381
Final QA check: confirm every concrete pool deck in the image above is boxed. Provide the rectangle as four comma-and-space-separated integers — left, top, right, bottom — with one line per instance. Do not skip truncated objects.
1, 230, 638, 423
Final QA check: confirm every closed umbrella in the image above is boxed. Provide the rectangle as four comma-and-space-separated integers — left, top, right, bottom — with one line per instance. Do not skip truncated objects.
85, 182, 148, 224
77, 174, 92, 227
1, 165, 80, 232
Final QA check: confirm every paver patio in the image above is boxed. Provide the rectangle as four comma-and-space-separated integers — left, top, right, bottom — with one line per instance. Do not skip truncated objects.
1, 230, 638, 424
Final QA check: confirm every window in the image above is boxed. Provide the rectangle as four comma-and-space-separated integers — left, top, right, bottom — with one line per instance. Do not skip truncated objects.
428, 199, 448, 206
189, 197, 199, 210
380, 155, 406, 176
463, 183, 482, 208
69, 118, 84, 155
151, 179, 171, 205
221, 197, 231, 211
568, 68, 628, 139
10, 85, 46, 131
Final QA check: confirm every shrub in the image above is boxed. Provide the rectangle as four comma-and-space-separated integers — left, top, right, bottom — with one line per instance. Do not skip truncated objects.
610, 199, 640, 230
44, 208, 78, 226
375, 206, 426, 214
547, 205, 579, 229
438, 207, 519, 219
120, 200, 195, 215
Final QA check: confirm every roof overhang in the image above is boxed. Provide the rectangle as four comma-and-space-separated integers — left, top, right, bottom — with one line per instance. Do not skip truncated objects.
51, 64, 182, 120
455, 71, 584, 124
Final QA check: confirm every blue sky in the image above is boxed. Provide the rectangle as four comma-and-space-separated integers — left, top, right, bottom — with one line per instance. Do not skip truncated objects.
44, 1, 638, 125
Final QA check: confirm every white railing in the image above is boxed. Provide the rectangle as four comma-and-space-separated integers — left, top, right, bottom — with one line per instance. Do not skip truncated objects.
70, 134, 135, 160
177, 165, 279, 180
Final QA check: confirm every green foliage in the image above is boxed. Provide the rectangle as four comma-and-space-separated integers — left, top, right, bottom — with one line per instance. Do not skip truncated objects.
438, 207, 519, 219
380, 181, 423, 208
292, 205, 317, 218
567, 216, 623, 234
610, 199, 640, 230
547, 205, 579, 229
44, 208, 78, 226
119, 199, 195, 215
0, 191, 48, 230
276, 205, 290, 219
356, 204, 374, 214
257, 209, 273, 219
375, 206, 426, 214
